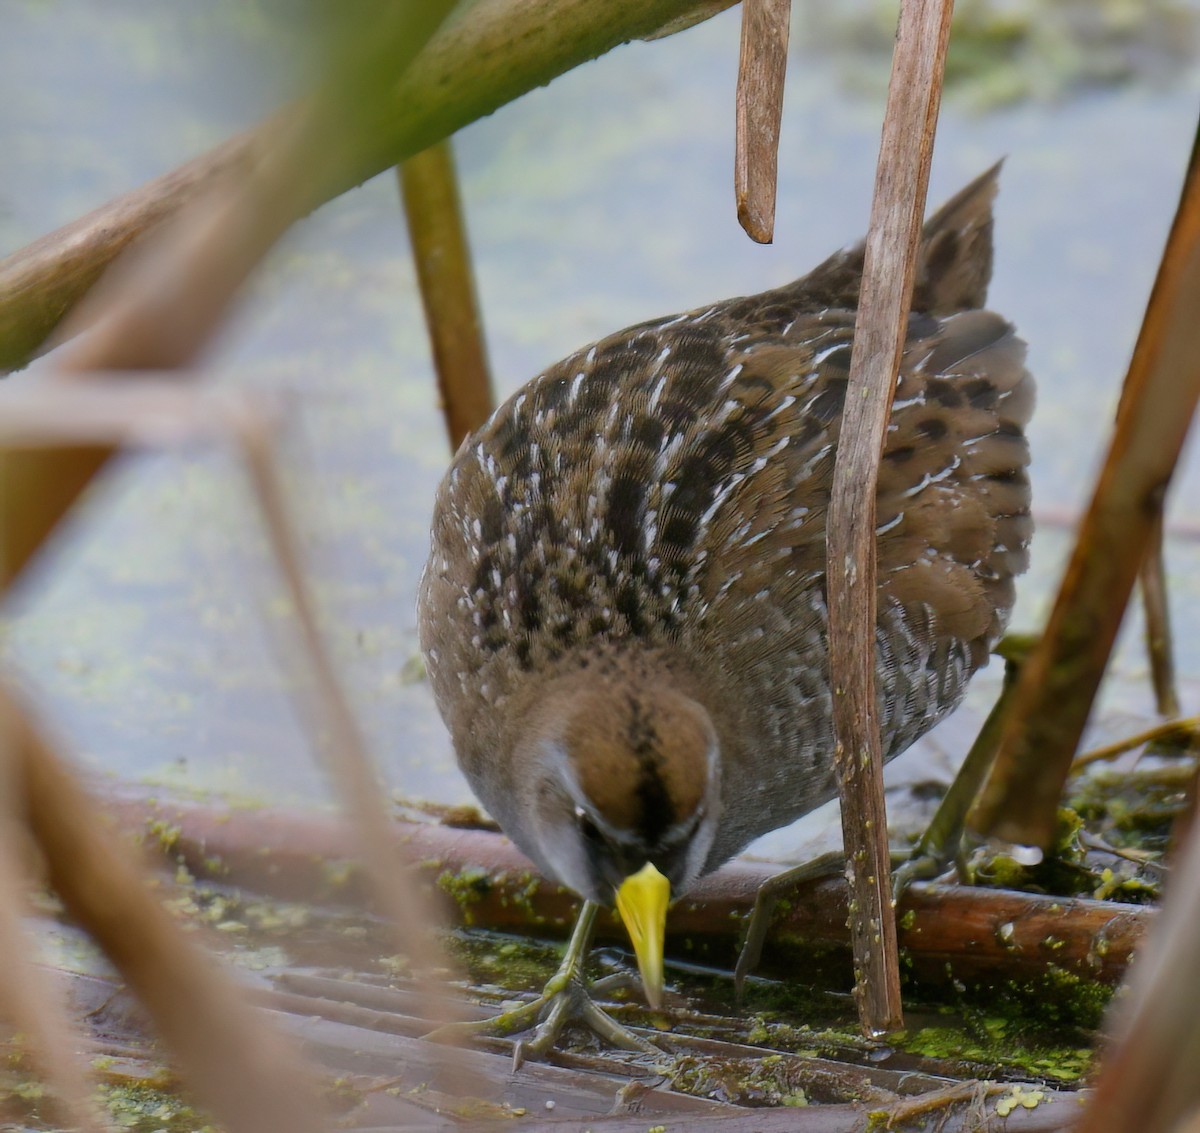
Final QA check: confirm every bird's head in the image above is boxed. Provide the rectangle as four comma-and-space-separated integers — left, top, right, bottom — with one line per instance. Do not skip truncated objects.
521, 672, 722, 1007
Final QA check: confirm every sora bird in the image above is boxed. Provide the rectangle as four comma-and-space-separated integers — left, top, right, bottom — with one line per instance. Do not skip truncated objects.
418, 165, 1033, 1057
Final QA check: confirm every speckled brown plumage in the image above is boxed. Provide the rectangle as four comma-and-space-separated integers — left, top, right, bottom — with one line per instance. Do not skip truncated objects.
418, 166, 1033, 908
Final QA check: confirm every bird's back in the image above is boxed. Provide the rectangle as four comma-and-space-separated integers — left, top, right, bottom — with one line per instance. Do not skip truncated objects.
419, 166, 1033, 866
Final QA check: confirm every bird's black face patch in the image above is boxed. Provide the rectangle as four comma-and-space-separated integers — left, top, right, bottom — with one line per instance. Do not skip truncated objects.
623, 692, 677, 846
575, 804, 695, 897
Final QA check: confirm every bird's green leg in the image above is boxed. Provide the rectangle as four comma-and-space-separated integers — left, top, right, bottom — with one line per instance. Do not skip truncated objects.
424, 900, 660, 1068
735, 635, 1036, 999
733, 848, 910, 1001
891, 633, 1035, 898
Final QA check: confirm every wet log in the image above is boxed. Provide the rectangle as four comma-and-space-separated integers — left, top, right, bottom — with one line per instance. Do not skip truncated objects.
106, 792, 1149, 992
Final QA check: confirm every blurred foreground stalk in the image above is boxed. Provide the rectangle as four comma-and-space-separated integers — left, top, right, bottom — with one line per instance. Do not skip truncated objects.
0, 0, 738, 373
0, 6, 476, 1126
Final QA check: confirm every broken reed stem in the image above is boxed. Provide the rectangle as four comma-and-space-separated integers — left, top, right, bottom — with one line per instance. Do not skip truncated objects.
400, 140, 495, 449
735, 0, 792, 244
5, 685, 328, 1133
827, 0, 955, 1037
973, 116, 1200, 849
1140, 511, 1180, 718
0, 0, 738, 374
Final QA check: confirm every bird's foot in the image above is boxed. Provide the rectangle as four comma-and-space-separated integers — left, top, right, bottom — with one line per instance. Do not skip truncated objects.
891, 835, 974, 900
425, 972, 659, 1069
424, 903, 663, 1068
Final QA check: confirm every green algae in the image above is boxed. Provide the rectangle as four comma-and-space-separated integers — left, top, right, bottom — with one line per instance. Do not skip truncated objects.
100, 1082, 215, 1133
970, 805, 1162, 902
1, 1042, 208, 1133
436, 866, 492, 925
145, 819, 183, 856
670, 1054, 811, 1107
1069, 763, 1191, 856
445, 928, 564, 993
894, 1020, 1092, 1084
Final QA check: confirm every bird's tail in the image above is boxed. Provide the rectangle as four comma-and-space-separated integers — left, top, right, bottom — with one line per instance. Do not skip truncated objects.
911, 161, 1001, 314
790, 161, 1003, 316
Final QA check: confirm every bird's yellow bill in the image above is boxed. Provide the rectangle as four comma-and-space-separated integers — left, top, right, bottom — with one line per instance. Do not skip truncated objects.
615, 862, 670, 1010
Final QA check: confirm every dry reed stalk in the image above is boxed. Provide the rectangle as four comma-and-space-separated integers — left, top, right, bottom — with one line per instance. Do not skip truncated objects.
0, 372, 472, 1031
400, 141, 495, 449
1, 0, 457, 582
0, 443, 111, 587
47, 5, 458, 373
1070, 716, 1200, 772
1, 0, 466, 1025
0, 703, 107, 1133
828, 0, 956, 1036
973, 121, 1200, 849
4, 682, 330, 1133
1140, 513, 1180, 718
735, 0, 792, 243
0, 131, 256, 373
0, 0, 740, 374
0, 381, 329, 1130
228, 407, 471, 1040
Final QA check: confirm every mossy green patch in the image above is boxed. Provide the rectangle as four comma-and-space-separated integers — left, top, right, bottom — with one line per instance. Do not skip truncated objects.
436, 867, 492, 925
670, 1053, 813, 1107
895, 1021, 1091, 1083
971, 806, 1161, 903
445, 927, 563, 992
1069, 764, 1190, 857
99, 1082, 216, 1132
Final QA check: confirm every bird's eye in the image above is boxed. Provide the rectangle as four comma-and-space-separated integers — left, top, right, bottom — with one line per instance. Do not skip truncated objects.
578, 814, 605, 846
